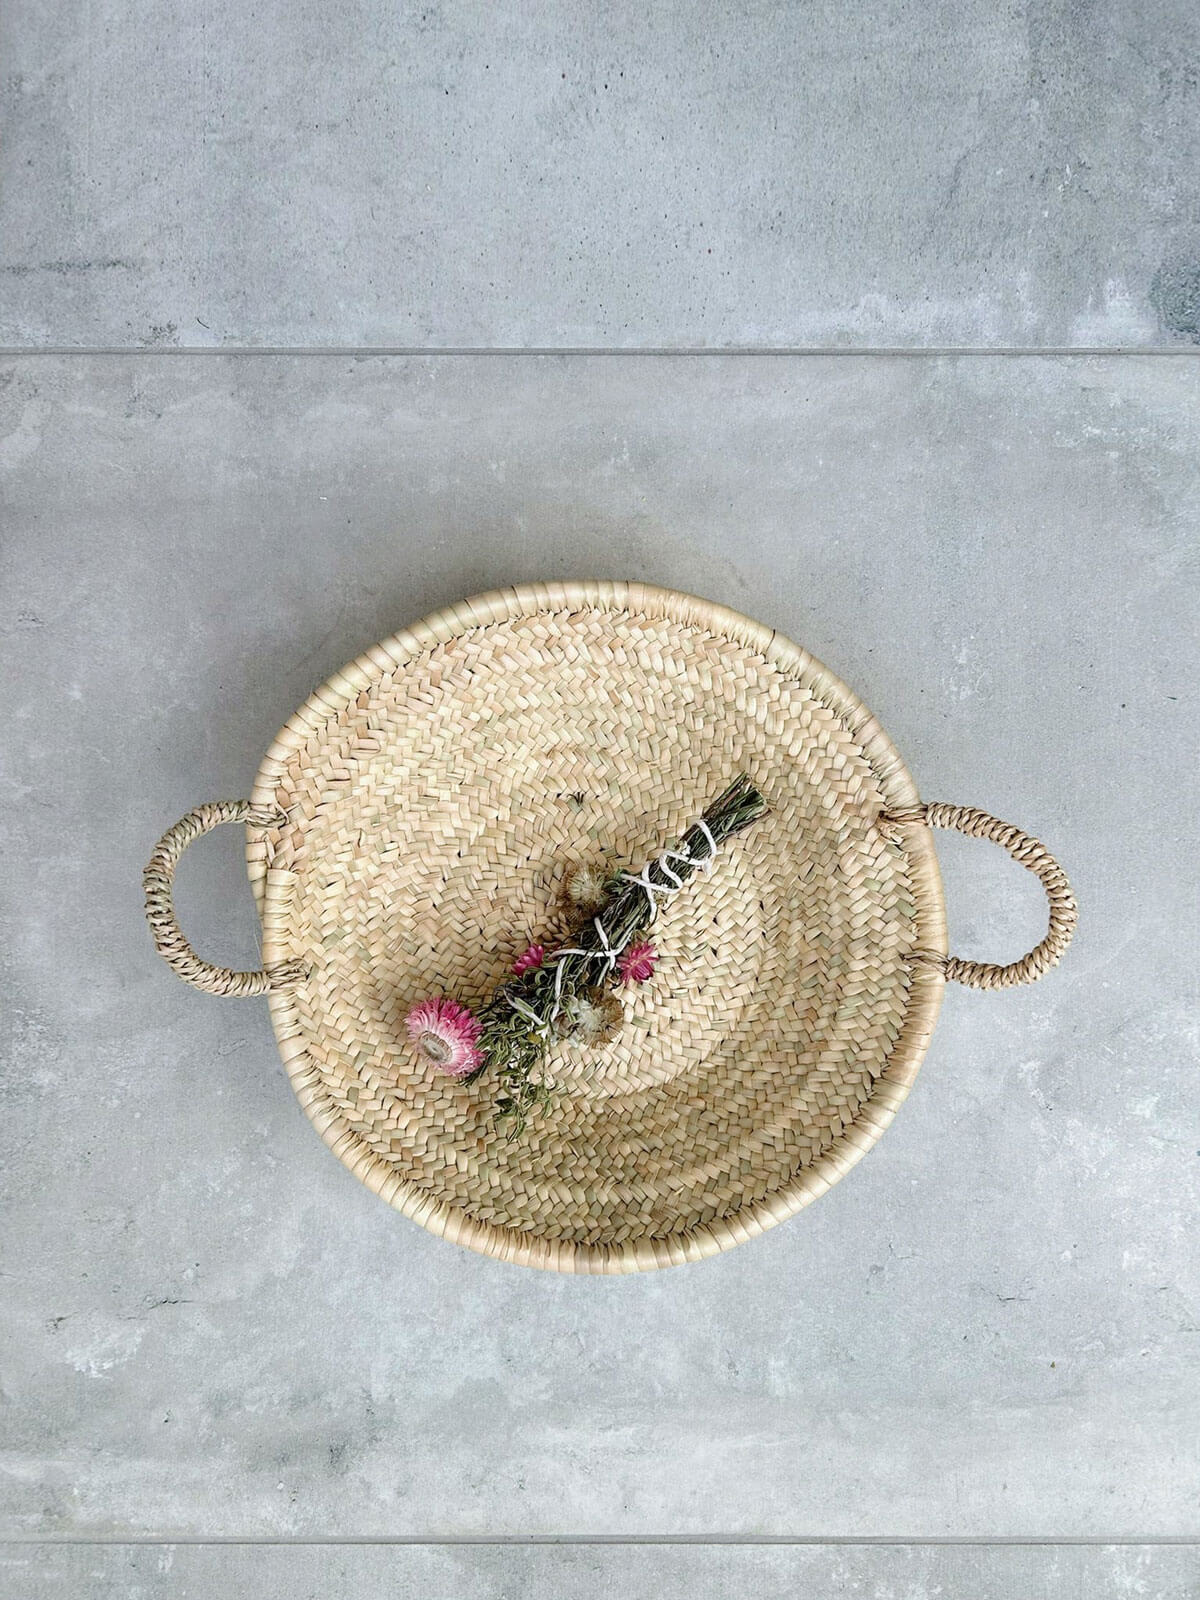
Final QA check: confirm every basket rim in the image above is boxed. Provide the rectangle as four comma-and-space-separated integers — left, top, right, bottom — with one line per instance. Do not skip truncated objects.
247, 580, 946, 1273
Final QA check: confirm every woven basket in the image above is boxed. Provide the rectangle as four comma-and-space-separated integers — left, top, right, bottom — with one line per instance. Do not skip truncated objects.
144, 582, 1076, 1273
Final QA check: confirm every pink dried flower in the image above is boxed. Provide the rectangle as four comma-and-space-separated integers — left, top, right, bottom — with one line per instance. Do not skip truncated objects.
619, 940, 658, 985
512, 943, 545, 976
405, 996, 483, 1078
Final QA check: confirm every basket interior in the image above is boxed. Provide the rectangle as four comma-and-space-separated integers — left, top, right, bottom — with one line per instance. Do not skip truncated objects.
249, 584, 944, 1270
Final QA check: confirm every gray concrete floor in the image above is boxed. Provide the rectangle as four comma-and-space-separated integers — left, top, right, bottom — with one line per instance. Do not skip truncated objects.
4, 1, 1200, 349
2, 5, 1198, 1598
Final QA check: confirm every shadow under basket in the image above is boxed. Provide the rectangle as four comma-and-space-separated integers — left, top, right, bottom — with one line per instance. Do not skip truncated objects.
144, 582, 1077, 1273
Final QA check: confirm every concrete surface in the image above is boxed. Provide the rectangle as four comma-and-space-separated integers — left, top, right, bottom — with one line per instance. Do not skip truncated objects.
3, 1543, 1200, 1599
2, 0, 1199, 350
4, 5, 1200, 1589
2, 356, 1197, 1555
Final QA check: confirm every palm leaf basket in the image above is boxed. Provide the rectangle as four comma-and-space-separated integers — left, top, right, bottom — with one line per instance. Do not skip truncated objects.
144, 582, 1076, 1272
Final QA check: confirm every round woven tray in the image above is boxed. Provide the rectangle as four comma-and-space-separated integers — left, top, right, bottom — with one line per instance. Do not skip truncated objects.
145, 582, 1076, 1272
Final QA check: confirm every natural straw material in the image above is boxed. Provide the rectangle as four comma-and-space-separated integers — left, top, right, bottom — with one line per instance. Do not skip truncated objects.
145, 582, 1076, 1272
881, 803, 1077, 989
143, 801, 307, 996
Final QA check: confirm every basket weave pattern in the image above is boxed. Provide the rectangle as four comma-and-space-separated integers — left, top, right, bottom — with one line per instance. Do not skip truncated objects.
244, 584, 946, 1271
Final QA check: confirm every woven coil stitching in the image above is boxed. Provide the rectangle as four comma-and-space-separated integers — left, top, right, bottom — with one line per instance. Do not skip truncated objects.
143, 801, 306, 997
880, 802, 1077, 990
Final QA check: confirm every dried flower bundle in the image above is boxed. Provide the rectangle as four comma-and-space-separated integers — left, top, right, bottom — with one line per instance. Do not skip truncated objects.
406, 773, 767, 1134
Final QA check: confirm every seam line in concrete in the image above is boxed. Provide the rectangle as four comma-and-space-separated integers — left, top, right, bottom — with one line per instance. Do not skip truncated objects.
1, 346, 1199, 359
2, 1536, 1199, 1547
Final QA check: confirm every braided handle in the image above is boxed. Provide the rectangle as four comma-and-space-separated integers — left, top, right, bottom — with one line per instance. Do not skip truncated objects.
143, 801, 307, 997
884, 803, 1078, 990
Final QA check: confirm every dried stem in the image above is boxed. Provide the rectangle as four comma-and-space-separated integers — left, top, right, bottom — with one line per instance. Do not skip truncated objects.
471, 773, 768, 1134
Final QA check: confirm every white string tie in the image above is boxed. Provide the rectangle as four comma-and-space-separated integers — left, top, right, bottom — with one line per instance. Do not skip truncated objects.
507, 823, 720, 1031
619, 820, 721, 921
506, 918, 634, 1033
691, 818, 718, 870
506, 995, 553, 1038
586, 915, 631, 976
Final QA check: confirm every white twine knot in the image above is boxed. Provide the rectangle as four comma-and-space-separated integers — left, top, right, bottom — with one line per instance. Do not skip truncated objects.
506, 916, 635, 1035
505, 817, 719, 1036
619, 817, 718, 921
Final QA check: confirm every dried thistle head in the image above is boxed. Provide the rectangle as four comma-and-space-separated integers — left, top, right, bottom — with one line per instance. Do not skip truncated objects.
555, 986, 624, 1047
560, 859, 610, 918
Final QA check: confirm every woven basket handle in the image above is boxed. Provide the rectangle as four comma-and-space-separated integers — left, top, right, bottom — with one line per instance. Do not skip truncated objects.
883, 803, 1078, 990
143, 801, 307, 997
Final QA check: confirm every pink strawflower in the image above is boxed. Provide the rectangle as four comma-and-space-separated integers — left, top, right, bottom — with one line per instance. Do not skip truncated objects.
405, 996, 483, 1078
512, 943, 545, 976
619, 940, 658, 985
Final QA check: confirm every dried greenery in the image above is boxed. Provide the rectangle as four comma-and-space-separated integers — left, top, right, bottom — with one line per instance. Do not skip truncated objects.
470, 773, 768, 1134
